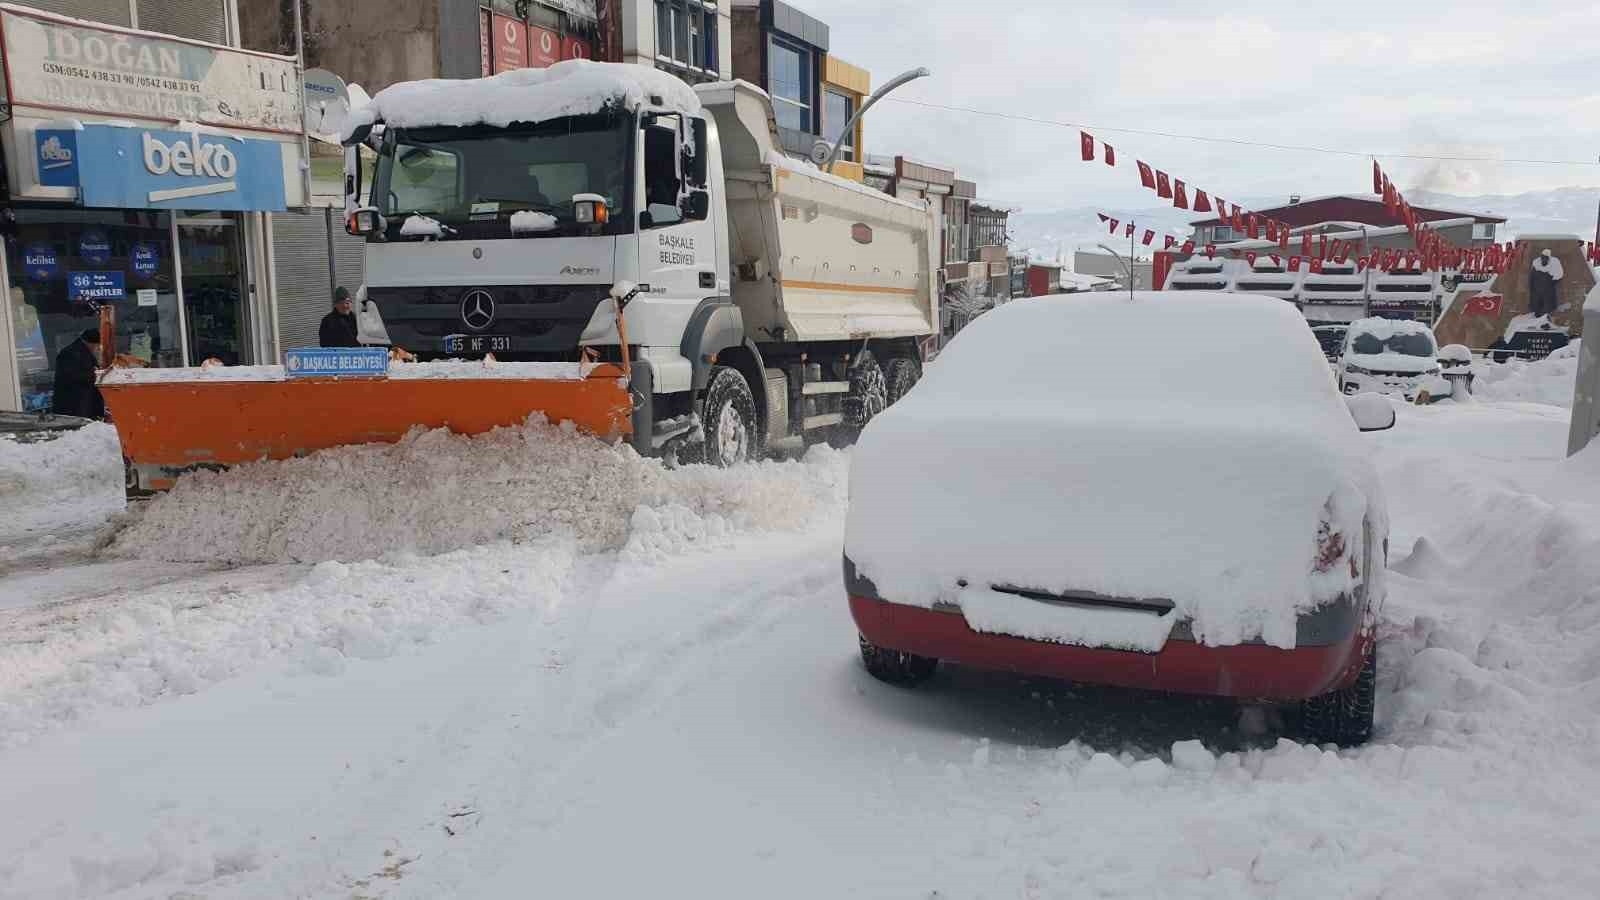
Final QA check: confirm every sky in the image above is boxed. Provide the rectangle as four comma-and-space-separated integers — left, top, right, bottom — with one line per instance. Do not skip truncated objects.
797, 0, 1600, 213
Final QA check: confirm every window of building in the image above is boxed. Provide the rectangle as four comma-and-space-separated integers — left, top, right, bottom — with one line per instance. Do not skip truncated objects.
822, 89, 855, 160
769, 37, 810, 133
1212, 225, 1235, 242
1473, 222, 1496, 241
655, 0, 719, 74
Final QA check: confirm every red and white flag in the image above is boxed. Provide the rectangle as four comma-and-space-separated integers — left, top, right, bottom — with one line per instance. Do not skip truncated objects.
1288, 256, 1302, 272
1173, 180, 1189, 209
1156, 171, 1173, 199
1142, 229, 1155, 246
1081, 131, 1095, 162
1137, 161, 1156, 189
1181, 239, 1195, 254
1104, 143, 1116, 166
1204, 244, 1216, 259
1192, 190, 1212, 213
1464, 293, 1504, 317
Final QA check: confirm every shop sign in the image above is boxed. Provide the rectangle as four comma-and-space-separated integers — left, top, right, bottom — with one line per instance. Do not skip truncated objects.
529, 26, 560, 68
79, 230, 112, 265
35, 129, 79, 187
285, 347, 389, 378
73, 124, 287, 211
492, 13, 528, 73
132, 242, 160, 276
0, 6, 302, 134
23, 243, 60, 280
561, 36, 591, 61
68, 271, 126, 302
479, 8, 492, 77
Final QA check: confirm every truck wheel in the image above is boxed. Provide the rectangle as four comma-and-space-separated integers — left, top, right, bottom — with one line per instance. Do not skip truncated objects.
700, 366, 758, 467
859, 633, 937, 686
830, 352, 889, 447
1299, 644, 1376, 747
884, 356, 921, 406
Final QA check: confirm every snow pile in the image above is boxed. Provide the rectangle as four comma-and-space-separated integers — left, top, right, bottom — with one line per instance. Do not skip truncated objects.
109, 418, 846, 566
1503, 312, 1567, 342
341, 60, 700, 141
847, 292, 1385, 649
399, 213, 450, 237
510, 210, 559, 233
0, 423, 123, 547
1471, 339, 1580, 407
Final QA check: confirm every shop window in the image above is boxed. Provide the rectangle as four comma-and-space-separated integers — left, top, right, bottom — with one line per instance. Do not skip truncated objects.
655, 1, 718, 73
823, 89, 855, 160
769, 37, 810, 133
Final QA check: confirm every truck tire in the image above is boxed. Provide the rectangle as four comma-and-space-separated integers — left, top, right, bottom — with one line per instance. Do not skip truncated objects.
884, 356, 921, 406
699, 365, 758, 467
830, 352, 889, 447
859, 633, 938, 686
1299, 644, 1376, 747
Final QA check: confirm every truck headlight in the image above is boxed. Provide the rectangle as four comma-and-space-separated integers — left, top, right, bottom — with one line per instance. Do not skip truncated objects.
574, 199, 609, 225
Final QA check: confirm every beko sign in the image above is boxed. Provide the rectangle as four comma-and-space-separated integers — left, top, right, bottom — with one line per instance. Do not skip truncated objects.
34, 124, 286, 210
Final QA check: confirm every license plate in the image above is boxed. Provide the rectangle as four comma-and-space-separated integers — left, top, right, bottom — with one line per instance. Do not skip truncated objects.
443, 334, 512, 354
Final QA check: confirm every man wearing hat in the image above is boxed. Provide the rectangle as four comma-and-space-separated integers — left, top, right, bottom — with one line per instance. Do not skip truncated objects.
51, 327, 106, 419
319, 286, 361, 347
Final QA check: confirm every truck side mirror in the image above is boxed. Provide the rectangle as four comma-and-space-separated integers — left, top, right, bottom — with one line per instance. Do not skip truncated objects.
688, 118, 708, 187
685, 190, 709, 221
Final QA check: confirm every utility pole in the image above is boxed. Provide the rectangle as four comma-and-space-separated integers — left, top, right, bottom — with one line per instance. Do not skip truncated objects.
293, 0, 312, 211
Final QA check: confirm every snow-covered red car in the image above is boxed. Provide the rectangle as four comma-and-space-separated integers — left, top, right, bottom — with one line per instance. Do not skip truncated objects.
844, 292, 1395, 745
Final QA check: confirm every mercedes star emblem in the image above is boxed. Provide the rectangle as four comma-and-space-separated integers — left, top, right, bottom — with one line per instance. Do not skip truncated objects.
459, 289, 495, 331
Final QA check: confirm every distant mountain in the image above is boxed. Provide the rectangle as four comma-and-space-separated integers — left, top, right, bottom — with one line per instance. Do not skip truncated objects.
1011, 188, 1600, 269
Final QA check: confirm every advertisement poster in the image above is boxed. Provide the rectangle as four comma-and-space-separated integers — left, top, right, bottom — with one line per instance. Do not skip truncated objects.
529, 26, 561, 68
68, 271, 126, 302
132, 242, 160, 276
78, 230, 112, 265
23, 243, 60, 280
492, 14, 527, 73
0, 7, 303, 134
562, 36, 591, 61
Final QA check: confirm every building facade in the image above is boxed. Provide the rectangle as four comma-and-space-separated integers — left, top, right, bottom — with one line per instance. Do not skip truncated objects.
1190, 194, 1506, 251
1, 0, 307, 413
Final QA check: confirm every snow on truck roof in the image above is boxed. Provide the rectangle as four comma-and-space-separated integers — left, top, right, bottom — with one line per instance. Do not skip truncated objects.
340, 60, 701, 142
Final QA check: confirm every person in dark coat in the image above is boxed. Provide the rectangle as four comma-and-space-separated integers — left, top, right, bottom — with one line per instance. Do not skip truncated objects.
1528, 249, 1563, 318
51, 328, 105, 420
318, 286, 360, 347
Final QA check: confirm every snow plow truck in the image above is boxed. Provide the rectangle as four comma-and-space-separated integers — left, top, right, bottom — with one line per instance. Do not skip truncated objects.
100, 62, 938, 495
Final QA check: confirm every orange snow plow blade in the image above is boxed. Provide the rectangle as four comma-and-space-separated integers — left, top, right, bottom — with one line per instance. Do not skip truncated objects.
101, 364, 634, 495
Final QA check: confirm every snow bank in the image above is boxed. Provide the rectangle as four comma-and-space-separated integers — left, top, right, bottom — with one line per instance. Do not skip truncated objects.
847, 292, 1384, 649
109, 418, 846, 566
1471, 340, 1580, 407
341, 60, 700, 141
0, 423, 123, 547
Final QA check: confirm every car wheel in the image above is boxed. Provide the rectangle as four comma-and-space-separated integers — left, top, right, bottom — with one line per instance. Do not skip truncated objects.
698, 366, 758, 467
859, 633, 937, 686
1299, 644, 1376, 747
830, 352, 889, 448
884, 356, 922, 406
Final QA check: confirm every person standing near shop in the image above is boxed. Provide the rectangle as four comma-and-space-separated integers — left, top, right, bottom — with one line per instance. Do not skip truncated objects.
51, 328, 106, 420
319, 287, 360, 347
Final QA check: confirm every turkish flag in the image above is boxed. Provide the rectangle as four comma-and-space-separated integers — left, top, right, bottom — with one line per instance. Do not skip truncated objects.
1098, 213, 1110, 223
1373, 160, 1383, 195
1357, 258, 1368, 272
1310, 258, 1324, 273
1182, 240, 1195, 254
1173, 180, 1189, 209
1165, 235, 1177, 249
1379, 250, 1394, 270
1156, 171, 1173, 199
1266, 219, 1279, 241
1247, 214, 1260, 239
1464, 293, 1504, 317
1278, 228, 1290, 252
1137, 161, 1156, 189
1108, 218, 1120, 234
1104, 143, 1116, 166
1126, 223, 1135, 237
1270, 255, 1281, 265
1081, 132, 1095, 162
1142, 229, 1155, 246
1204, 244, 1216, 259
1212, 197, 1227, 224
1245, 251, 1258, 265
1301, 232, 1313, 255
1231, 206, 1245, 230
1192, 190, 1212, 213
1288, 256, 1302, 272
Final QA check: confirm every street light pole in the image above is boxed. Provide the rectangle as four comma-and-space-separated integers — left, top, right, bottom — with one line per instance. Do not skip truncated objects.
822, 67, 932, 175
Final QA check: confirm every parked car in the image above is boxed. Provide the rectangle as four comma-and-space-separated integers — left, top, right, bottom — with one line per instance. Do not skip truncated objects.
1311, 325, 1349, 363
1337, 317, 1440, 400
844, 292, 1394, 746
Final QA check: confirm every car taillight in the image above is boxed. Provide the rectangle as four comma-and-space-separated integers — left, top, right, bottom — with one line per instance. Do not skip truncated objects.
1313, 519, 1346, 574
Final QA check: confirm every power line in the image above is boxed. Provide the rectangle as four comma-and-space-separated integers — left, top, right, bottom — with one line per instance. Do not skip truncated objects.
882, 97, 1600, 167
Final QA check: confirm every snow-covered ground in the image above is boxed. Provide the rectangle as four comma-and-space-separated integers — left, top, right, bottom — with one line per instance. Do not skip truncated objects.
2, 395, 1598, 897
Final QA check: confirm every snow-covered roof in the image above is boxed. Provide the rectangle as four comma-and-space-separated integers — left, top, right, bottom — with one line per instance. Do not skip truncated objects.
1514, 233, 1585, 242
341, 60, 700, 141
1060, 271, 1115, 290
1192, 194, 1504, 226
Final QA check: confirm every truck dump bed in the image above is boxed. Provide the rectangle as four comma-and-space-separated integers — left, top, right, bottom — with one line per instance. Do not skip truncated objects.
696, 80, 938, 344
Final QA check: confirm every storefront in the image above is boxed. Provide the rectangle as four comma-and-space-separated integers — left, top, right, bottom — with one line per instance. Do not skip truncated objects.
0, 4, 304, 412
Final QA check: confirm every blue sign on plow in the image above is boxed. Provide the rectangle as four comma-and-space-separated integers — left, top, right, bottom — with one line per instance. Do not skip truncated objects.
285, 347, 389, 378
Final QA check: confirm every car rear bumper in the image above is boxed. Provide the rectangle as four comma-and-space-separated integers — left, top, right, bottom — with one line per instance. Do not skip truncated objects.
849, 595, 1370, 701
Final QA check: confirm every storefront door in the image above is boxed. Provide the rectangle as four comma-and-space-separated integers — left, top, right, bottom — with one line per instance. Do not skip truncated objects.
177, 214, 248, 366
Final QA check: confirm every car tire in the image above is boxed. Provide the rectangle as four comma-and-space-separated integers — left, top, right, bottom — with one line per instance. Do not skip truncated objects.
884, 356, 921, 406
1299, 644, 1376, 747
859, 633, 938, 686
830, 352, 889, 448
697, 366, 759, 467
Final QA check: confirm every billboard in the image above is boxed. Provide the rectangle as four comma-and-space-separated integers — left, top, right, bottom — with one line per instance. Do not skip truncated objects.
0, 6, 303, 135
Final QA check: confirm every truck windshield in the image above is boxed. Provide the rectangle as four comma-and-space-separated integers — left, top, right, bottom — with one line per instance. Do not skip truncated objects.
372, 111, 632, 238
